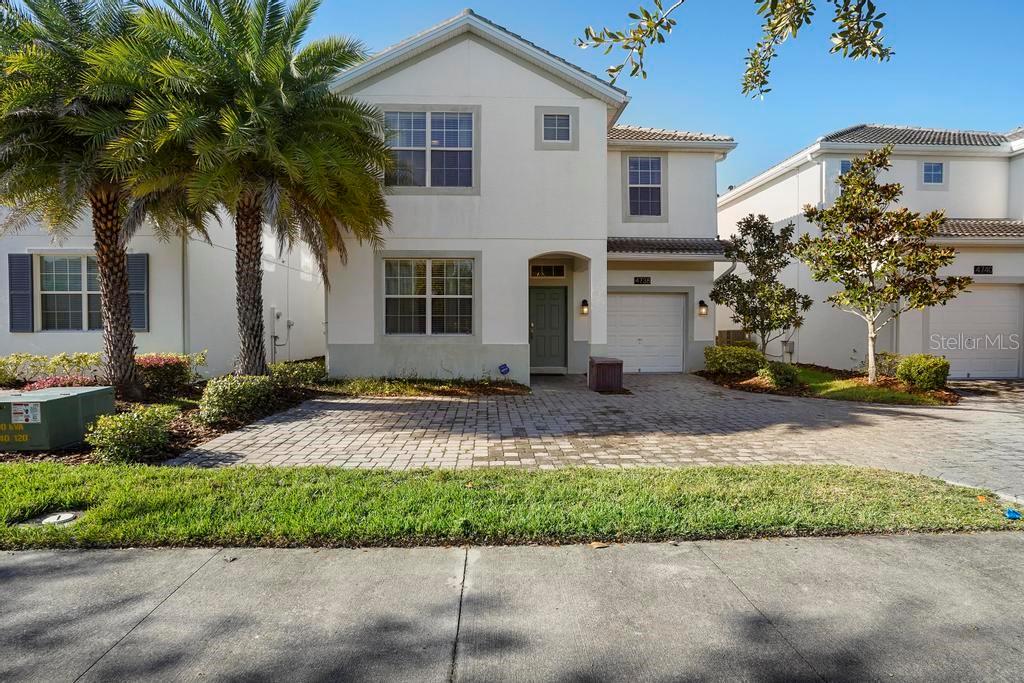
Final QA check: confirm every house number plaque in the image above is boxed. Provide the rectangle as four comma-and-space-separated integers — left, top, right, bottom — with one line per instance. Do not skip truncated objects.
633, 276, 652, 285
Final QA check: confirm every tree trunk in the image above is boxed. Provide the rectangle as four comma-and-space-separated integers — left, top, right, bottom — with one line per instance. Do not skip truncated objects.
235, 192, 269, 375
90, 184, 141, 399
866, 319, 878, 384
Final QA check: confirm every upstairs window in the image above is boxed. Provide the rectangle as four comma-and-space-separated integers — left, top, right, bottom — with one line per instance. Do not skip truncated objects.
628, 156, 662, 216
384, 110, 475, 189
542, 113, 571, 142
840, 159, 853, 175
922, 161, 944, 185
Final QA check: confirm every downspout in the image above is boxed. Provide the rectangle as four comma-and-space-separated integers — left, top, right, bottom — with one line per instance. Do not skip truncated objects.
181, 232, 190, 354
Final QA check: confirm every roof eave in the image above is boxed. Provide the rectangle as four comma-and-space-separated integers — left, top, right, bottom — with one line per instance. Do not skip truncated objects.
608, 139, 737, 154
932, 237, 1024, 247
717, 143, 820, 208
331, 11, 630, 109
607, 252, 729, 262
817, 141, 1013, 157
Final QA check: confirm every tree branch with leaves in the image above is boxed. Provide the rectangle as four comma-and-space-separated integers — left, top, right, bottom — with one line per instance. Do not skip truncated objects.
793, 147, 972, 383
711, 214, 812, 354
578, 0, 893, 97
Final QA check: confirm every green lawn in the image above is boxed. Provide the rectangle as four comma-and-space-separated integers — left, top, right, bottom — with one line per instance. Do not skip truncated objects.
1, 464, 1015, 549
795, 366, 946, 405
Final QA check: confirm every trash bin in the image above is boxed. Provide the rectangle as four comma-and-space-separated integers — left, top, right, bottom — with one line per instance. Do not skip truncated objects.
588, 356, 623, 392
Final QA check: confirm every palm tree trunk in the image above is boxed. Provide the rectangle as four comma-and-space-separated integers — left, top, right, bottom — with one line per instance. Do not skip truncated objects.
235, 192, 269, 375
90, 183, 140, 398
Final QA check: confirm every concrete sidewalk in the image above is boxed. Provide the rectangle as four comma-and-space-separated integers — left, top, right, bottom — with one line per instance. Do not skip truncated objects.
4, 534, 1024, 682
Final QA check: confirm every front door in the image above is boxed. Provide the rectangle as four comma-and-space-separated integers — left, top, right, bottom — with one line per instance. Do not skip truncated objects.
529, 286, 567, 371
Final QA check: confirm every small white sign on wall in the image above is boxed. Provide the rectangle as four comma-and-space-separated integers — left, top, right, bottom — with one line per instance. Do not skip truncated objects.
11, 402, 41, 424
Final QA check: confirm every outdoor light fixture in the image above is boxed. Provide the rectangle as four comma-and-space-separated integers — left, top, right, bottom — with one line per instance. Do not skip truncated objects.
580, 299, 590, 316
698, 300, 709, 316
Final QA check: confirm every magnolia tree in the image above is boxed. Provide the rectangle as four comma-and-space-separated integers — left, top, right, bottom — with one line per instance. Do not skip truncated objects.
793, 147, 972, 383
710, 214, 812, 354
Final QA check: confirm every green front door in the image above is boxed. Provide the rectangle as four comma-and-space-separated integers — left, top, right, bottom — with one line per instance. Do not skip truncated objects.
529, 286, 567, 370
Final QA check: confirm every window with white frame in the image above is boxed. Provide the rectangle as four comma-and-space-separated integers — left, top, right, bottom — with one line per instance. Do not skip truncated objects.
922, 161, 944, 185
384, 258, 473, 335
628, 156, 662, 216
384, 110, 474, 188
38, 255, 102, 331
542, 113, 571, 142
840, 159, 853, 175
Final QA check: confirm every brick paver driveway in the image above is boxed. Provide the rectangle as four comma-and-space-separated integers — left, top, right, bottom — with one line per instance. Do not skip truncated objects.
171, 375, 1024, 499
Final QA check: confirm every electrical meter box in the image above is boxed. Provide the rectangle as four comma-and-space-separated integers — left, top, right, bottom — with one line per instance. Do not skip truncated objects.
0, 386, 115, 450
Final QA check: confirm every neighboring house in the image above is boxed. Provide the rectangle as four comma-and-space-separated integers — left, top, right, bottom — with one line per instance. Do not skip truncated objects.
325, 9, 735, 385
3, 218, 324, 376
717, 124, 1024, 379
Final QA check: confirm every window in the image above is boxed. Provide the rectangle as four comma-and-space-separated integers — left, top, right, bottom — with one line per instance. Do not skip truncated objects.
384, 258, 473, 335
628, 156, 662, 216
542, 114, 571, 142
840, 160, 853, 175
923, 162, 944, 185
530, 264, 565, 278
384, 110, 474, 188
38, 255, 102, 331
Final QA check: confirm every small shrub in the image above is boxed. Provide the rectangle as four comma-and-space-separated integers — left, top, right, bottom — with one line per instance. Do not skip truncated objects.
704, 346, 767, 377
725, 339, 758, 350
896, 354, 950, 391
757, 361, 800, 389
136, 351, 206, 397
0, 352, 102, 385
23, 374, 99, 391
198, 374, 277, 425
859, 351, 902, 378
270, 359, 327, 388
86, 405, 178, 463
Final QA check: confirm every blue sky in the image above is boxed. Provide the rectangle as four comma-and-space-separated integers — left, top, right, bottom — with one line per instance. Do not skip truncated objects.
312, 1, 1024, 190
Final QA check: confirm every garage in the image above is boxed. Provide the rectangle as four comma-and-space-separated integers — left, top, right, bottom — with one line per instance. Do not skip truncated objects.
927, 284, 1023, 379
607, 293, 686, 373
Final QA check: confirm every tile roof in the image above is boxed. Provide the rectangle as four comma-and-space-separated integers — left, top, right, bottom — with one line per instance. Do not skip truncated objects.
937, 218, 1024, 239
821, 124, 1009, 147
1007, 127, 1024, 142
607, 237, 727, 255
609, 125, 734, 143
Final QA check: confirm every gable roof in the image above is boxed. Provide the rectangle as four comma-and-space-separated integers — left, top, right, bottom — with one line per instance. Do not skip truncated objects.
938, 218, 1024, 239
821, 124, 1009, 147
332, 9, 629, 118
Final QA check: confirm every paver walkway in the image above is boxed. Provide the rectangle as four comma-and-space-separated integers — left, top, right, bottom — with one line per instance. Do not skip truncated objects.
171, 374, 1024, 499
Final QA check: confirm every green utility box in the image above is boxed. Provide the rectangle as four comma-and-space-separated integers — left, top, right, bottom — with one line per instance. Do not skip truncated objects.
0, 386, 115, 450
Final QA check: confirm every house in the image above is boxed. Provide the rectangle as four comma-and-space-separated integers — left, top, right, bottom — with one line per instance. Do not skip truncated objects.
325, 10, 735, 385
3, 218, 325, 376
717, 124, 1024, 379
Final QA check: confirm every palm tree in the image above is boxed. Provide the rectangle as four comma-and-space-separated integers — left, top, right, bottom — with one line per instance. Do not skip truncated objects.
0, 0, 203, 397
0, 0, 143, 395
93, 0, 393, 375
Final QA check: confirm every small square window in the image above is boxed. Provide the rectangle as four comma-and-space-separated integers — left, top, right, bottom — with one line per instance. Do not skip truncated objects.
542, 114, 571, 142
840, 160, 853, 175
923, 162, 944, 185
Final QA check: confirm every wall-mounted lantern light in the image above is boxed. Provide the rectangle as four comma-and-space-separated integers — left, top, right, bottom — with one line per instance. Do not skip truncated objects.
698, 300, 709, 316
580, 299, 590, 316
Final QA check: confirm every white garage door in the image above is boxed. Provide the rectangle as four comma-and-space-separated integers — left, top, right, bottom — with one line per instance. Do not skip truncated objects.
607, 293, 686, 373
928, 285, 1023, 379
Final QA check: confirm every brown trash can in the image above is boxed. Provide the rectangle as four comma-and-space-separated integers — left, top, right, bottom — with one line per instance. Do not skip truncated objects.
588, 356, 623, 392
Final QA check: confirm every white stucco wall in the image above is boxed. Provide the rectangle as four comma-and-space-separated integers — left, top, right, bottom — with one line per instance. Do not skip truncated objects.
327, 34, 611, 383
607, 150, 721, 238
717, 150, 1020, 369
2, 215, 325, 376
1010, 154, 1024, 220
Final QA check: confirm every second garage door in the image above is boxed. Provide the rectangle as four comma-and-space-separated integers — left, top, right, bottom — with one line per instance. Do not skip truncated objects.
607, 293, 686, 373
928, 284, 1023, 379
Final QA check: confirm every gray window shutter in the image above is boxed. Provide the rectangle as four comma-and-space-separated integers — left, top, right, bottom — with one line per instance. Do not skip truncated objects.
8, 254, 33, 332
127, 253, 149, 332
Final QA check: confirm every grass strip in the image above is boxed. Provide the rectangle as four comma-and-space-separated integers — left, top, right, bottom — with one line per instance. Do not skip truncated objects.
1, 464, 1016, 549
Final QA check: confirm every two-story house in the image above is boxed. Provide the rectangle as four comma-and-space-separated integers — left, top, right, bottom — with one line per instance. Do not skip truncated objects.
717, 124, 1024, 379
324, 10, 735, 385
